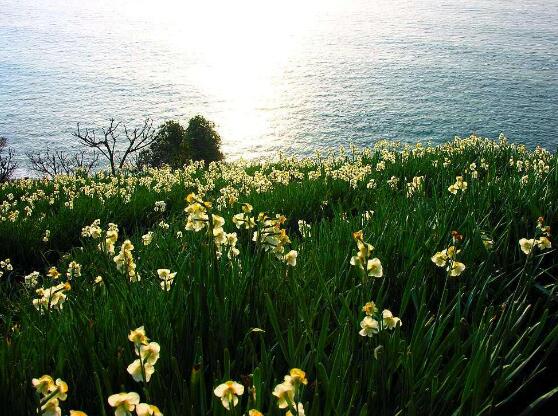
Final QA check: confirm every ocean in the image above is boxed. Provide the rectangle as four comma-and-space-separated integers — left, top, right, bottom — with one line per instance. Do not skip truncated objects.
1, 0, 557, 173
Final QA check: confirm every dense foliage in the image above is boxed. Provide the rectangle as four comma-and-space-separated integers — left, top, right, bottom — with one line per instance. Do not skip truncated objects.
139, 117, 223, 169
0, 135, 556, 416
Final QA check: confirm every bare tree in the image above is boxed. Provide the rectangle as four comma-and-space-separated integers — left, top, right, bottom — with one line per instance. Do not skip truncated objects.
26, 149, 99, 177
0, 137, 17, 182
74, 118, 156, 174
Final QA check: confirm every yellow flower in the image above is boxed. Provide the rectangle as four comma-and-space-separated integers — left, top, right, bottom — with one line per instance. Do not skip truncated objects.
431, 251, 447, 267
519, 238, 535, 255
382, 309, 402, 329
157, 269, 177, 291
362, 301, 377, 316
242, 203, 253, 213
127, 359, 155, 383
66, 261, 81, 279
136, 403, 163, 416
128, 326, 149, 346
142, 232, 154, 246
455, 176, 467, 190
283, 250, 298, 267
286, 403, 305, 416
213, 380, 245, 410
287, 368, 308, 387
537, 236, 551, 250
53, 378, 68, 401
249, 410, 263, 416
47, 267, 60, 279
108, 392, 140, 416
367, 258, 383, 278
448, 261, 466, 277
41, 398, 62, 416
32, 375, 55, 395
139, 342, 161, 365
70, 411, 88, 416
272, 380, 294, 409
359, 316, 379, 337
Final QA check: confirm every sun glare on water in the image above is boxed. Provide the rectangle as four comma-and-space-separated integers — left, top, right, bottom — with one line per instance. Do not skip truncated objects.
112, 0, 334, 155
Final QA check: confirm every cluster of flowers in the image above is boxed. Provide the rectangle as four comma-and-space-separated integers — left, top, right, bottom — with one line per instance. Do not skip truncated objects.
114, 240, 140, 282
251, 212, 297, 266
32, 281, 71, 313
213, 368, 308, 415
1, 135, 554, 232
448, 176, 467, 195
519, 217, 552, 255
406, 175, 425, 197
184, 193, 240, 259
0, 257, 12, 278
153, 200, 166, 212
349, 230, 383, 278
82, 219, 119, 255
127, 326, 161, 383
32, 374, 85, 416
108, 326, 163, 415
431, 231, 466, 277
359, 300, 402, 338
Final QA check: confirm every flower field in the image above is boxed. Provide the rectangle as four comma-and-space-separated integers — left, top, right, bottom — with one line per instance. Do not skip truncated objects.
0, 135, 557, 415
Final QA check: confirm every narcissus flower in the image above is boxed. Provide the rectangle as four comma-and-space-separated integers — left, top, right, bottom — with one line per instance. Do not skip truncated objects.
142, 232, 154, 246
138, 342, 161, 365
519, 238, 535, 255
107, 392, 140, 416
286, 368, 308, 388
127, 359, 154, 383
69, 411, 88, 416
128, 326, 149, 346
283, 250, 298, 267
272, 381, 294, 409
537, 236, 551, 250
41, 398, 62, 416
448, 176, 467, 194
213, 380, 245, 410
249, 410, 263, 416
362, 301, 377, 316
66, 261, 81, 279
33, 282, 71, 313
431, 251, 447, 267
47, 267, 60, 279
382, 309, 402, 329
367, 258, 383, 278
157, 269, 177, 291
136, 403, 163, 416
359, 316, 379, 337
448, 261, 466, 277
32, 375, 55, 395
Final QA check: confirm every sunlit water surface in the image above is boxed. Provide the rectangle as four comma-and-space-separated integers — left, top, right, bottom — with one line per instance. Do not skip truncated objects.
1, 0, 557, 173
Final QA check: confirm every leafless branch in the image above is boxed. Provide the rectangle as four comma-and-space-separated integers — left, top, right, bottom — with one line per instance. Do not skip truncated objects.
26, 149, 99, 177
0, 137, 17, 182
74, 118, 155, 174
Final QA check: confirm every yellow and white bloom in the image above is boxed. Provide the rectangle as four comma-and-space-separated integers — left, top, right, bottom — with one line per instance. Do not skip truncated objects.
213, 380, 245, 410
359, 316, 379, 337
519, 238, 535, 255
107, 392, 140, 416
382, 309, 402, 329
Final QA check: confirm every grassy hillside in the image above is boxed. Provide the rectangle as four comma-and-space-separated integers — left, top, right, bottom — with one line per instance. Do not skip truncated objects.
0, 135, 557, 416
